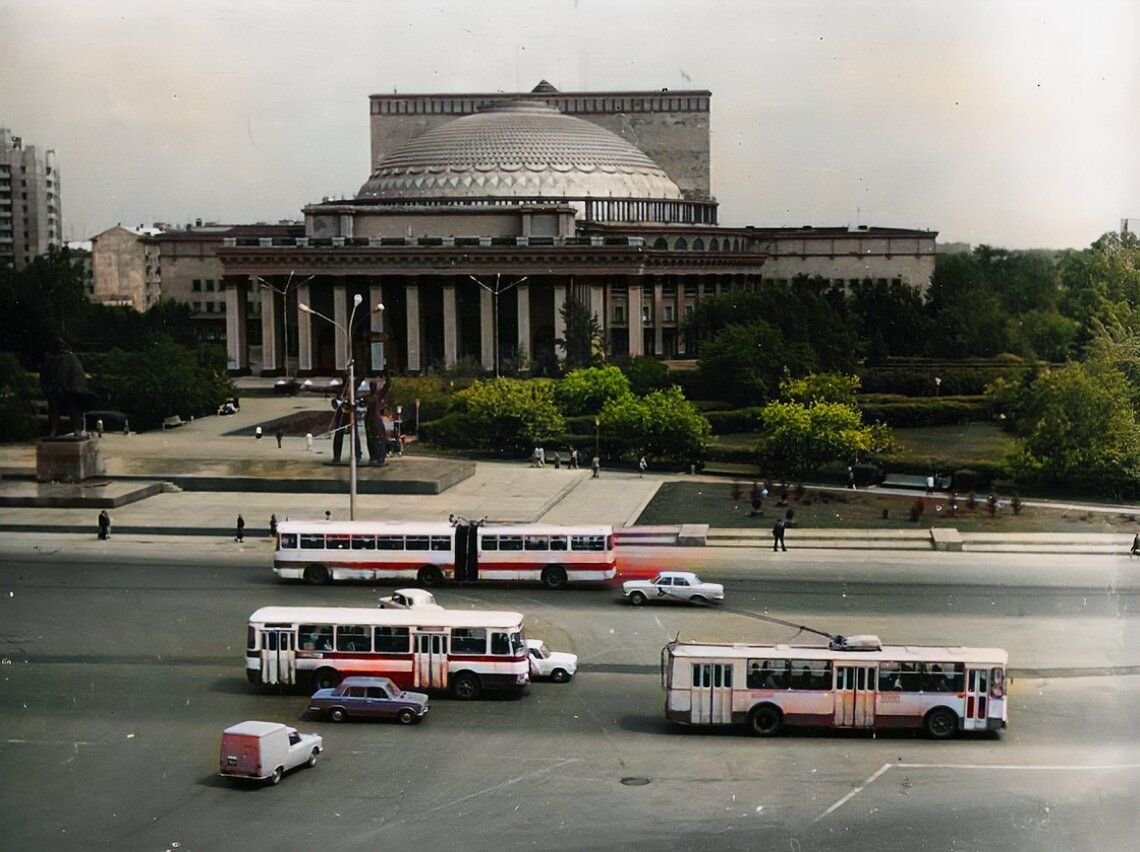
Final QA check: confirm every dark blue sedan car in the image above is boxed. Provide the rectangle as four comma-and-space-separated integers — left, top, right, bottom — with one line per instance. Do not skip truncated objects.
309, 677, 429, 724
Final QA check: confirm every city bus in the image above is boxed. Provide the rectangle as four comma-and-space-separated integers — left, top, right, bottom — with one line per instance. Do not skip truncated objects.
272, 518, 616, 589
247, 605, 529, 699
662, 636, 1007, 739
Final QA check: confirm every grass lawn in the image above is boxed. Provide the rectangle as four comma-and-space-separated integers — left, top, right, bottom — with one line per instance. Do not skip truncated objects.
636, 481, 1140, 533
890, 422, 1015, 463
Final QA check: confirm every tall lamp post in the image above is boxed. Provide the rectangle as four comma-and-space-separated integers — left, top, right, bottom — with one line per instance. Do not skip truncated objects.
255, 271, 314, 379
468, 274, 528, 377
298, 294, 383, 520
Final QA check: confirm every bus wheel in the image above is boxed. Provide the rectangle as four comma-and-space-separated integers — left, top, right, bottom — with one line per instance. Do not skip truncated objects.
313, 668, 341, 691
541, 565, 568, 590
748, 704, 783, 737
924, 707, 958, 740
452, 672, 481, 700
418, 565, 443, 587
304, 564, 330, 585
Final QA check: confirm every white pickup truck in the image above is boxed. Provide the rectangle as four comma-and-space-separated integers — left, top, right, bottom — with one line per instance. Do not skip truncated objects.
219, 721, 322, 786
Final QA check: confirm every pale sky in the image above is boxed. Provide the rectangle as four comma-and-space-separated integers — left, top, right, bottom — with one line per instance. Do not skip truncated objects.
2, 0, 1136, 249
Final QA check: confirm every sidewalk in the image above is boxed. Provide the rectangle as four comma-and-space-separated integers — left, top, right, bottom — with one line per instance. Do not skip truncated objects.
1, 396, 1137, 555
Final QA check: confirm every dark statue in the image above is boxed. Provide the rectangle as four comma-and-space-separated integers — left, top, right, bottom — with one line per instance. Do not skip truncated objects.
40, 350, 99, 438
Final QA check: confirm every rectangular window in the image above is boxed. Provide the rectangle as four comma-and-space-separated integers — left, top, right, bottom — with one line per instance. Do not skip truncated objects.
663, 305, 675, 322
787, 660, 831, 690
704, 281, 716, 295
300, 625, 333, 651
747, 659, 789, 689
336, 625, 371, 652
613, 305, 627, 323
205, 279, 215, 292
430, 535, 452, 551
326, 535, 350, 550
490, 632, 511, 655
481, 535, 498, 551
524, 535, 550, 551
571, 534, 606, 551
279, 533, 297, 549
405, 535, 430, 551
498, 535, 524, 552
299, 533, 325, 550
378, 535, 404, 550
373, 626, 410, 654
351, 535, 376, 550
192, 280, 201, 291
549, 536, 568, 551
451, 627, 487, 655
641, 305, 650, 323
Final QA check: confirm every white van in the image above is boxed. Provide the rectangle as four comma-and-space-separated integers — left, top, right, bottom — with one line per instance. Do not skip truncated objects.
219, 720, 322, 785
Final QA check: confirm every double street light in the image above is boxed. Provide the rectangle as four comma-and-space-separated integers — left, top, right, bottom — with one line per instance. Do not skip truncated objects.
468, 273, 528, 378
298, 294, 384, 520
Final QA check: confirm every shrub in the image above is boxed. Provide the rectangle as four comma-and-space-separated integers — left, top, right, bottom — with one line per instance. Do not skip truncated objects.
858, 396, 991, 427
454, 378, 564, 454
555, 366, 630, 416
703, 407, 763, 435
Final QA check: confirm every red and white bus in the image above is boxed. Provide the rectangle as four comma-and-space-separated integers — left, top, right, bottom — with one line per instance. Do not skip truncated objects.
247, 605, 529, 699
272, 519, 616, 589
662, 636, 1007, 739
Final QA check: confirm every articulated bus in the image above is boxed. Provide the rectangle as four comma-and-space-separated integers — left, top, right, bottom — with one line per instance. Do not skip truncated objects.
663, 636, 1008, 739
247, 606, 529, 699
272, 519, 616, 589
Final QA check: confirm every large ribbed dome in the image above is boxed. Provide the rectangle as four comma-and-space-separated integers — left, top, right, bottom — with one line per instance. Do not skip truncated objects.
357, 102, 683, 201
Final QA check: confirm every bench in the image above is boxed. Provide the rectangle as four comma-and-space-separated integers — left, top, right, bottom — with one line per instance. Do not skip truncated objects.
162, 416, 184, 430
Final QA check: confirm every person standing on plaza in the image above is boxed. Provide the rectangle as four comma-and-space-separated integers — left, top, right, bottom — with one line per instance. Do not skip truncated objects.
235, 514, 245, 543
269, 514, 278, 539
275, 427, 284, 449
97, 509, 111, 540
772, 517, 787, 552
638, 456, 647, 477
592, 455, 600, 479
570, 448, 579, 469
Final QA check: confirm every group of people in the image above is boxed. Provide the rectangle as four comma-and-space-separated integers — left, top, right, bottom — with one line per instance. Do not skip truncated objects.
531, 446, 604, 478
329, 373, 398, 466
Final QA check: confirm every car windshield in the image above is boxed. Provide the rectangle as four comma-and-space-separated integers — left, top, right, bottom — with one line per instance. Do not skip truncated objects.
532, 644, 550, 659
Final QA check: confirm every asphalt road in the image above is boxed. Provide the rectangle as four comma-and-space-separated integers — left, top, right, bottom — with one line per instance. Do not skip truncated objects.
1, 545, 1138, 851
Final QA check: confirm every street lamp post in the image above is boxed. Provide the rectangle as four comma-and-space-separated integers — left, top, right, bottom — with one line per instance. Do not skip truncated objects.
594, 416, 600, 458
255, 271, 314, 379
468, 274, 528, 377
298, 294, 383, 520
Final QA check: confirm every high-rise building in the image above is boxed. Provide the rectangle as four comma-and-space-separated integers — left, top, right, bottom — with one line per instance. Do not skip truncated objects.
0, 128, 63, 269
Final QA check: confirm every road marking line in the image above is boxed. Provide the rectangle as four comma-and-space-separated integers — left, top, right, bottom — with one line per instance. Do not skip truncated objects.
815, 763, 892, 822
3, 739, 95, 746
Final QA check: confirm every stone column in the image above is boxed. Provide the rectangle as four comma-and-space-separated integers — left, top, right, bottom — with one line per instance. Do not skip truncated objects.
405, 280, 421, 372
627, 280, 644, 357
370, 282, 385, 371
590, 283, 606, 352
517, 282, 531, 365
297, 281, 313, 373
442, 281, 458, 369
259, 279, 278, 374
652, 279, 664, 356
553, 283, 567, 361
225, 279, 248, 373
333, 284, 348, 371
479, 285, 494, 372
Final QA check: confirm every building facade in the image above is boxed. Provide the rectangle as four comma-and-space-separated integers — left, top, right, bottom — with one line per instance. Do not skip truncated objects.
217, 85, 937, 378
90, 225, 161, 311
1, 128, 63, 270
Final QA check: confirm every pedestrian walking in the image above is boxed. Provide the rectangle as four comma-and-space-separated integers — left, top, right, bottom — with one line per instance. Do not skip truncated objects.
269, 514, 278, 538
570, 449, 579, 469
925, 473, 934, 494
591, 455, 600, 479
847, 465, 856, 490
97, 509, 111, 540
235, 514, 245, 542
275, 427, 284, 449
772, 518, 787, 552
255, 426, 263, 441
1131, 533, 1139, 557
324, 510, 332, 522
638, 456, 647, 477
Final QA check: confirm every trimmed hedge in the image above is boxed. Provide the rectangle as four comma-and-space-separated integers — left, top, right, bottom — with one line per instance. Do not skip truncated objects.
860, 364, 1033, 397
858, 395, 991, 427
704, 406, 764, 435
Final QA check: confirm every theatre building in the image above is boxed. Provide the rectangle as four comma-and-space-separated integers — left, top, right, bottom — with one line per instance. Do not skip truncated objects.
218, 83, 936, 377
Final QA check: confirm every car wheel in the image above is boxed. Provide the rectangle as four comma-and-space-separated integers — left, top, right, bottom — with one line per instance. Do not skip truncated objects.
748, 704, 783, 737
452, 671, 481, 700
551, 668, 571, 683
690, 594, 708, 606
924, 707, 958, 740
307, 748, 319, 768
313, 668, 341, 691
329, 707, 347, 723
269, 766, 284, 785
417, 565, 443, 587
304, 564, 330, 585
397, 708, 417, 725
629, 591, 647, 606
541, 565, 568, 590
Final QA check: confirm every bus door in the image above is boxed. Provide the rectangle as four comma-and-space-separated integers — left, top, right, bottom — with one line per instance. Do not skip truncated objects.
413, 630, 449, 690
963, 667, 989, 731
453, 523, 478, 583
259, 628, 296, 685
835, 665, 876, 727
690, 662, 734, 724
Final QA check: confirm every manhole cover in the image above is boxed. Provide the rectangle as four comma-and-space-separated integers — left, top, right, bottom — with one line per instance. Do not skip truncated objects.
620, 776, 651, 786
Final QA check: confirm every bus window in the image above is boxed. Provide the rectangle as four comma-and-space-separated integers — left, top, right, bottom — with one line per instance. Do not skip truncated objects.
300, 534, 325, 550
451, 628, 487, 654
511, 631, 525, 655
405, 535, 430, 551
247, 626, 256, 650
430, 535, 452, 551
378, 535, 404, 550
373, 626, 410, 654
336, 625, 371, 652
788, 660, 830, 689
498, 535, 523, 551
327, 535, 351, 551
490, 632, 510, 655
571, 535, 605, 551
747, 659, 788, 689
524, 535, 550, 551
351, 535, 376, 550
300, 625, 333, 651
549, 536, 568, 551
481, 536, 499, 551
279, 533, 298, 549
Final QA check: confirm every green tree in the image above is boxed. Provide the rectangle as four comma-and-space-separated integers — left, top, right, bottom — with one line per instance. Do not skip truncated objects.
455, 377, 564, 453
600, 386, 710, 463
555, 297, 604, 369
0, 246, 89, 369
756, 400, 891, 477
619, 355, 671, 396
780, 372, 861, 406
0, 352, 40, 441
695, 320, 790, 405
555, 365, 631, 416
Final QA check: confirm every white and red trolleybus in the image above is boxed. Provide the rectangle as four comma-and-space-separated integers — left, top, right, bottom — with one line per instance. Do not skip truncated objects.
662, 635, 1008, 739
247, 606, 529, 700
272, 519, 616, 589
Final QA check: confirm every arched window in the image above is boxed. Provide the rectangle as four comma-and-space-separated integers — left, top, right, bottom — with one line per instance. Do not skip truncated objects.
692, 237, 705, 251
674, 237, 688, 251
709, 238, 719, 252
653, 237, 669, 250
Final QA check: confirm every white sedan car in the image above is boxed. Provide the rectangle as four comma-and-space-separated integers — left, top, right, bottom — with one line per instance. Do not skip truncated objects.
526, 639, 578, 683
622, 571, 724, 606
377, 588, 443, 609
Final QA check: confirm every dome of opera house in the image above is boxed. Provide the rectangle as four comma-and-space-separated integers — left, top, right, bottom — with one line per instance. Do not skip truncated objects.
357, 102, 683, 202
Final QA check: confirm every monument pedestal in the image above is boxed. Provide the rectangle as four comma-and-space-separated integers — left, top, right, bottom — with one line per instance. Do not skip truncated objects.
36, 436, 106, 483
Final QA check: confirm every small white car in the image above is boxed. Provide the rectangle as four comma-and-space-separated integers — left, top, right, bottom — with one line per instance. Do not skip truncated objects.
622, 571, 724, 606
219, 721, 323, 786
526, 639, 578, 683
378, 588, 443, 609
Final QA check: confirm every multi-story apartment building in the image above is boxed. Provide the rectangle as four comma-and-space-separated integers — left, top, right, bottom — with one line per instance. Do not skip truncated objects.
1, 128, 63, 269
